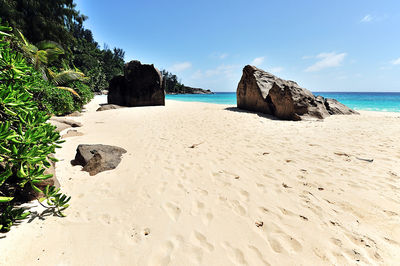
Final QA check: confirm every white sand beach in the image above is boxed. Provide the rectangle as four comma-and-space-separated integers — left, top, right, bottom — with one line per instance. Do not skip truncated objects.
1, 97, 400, 265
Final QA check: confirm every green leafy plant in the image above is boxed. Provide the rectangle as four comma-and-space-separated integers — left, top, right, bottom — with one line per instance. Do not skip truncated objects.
39, 185, 71, 217
0, 206, 30, 232
0, 20, 70, 232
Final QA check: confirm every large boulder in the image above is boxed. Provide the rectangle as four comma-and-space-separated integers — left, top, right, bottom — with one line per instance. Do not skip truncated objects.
72, 144, 127, 176
324, 98, 359, 115
108, 60, 165, 107
236, 65, 356, 120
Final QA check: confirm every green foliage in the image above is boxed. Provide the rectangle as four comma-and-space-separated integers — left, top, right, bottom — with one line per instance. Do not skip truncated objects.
161, 70, 185, 93
0, 206, 30, 232
71, 23, 125, 91
0, 20, 69, 232
16, 30, 65, 74
28, 71, 93, 116
1, 1, 125, 92
0, 0, 86, 49
39, 185, 71, 217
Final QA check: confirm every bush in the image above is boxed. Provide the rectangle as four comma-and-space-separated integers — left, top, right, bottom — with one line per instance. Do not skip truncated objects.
0, 21, 69, 232
30, 78, 93, 116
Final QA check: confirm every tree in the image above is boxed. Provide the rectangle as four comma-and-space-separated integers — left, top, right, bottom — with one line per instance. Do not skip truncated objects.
0, 0, 86, 47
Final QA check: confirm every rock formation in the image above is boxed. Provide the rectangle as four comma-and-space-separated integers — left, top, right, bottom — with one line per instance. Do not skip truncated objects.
237, 65, 358, 120
108, 60, 165, 107
324, 98, 359, 115
166, 86, 213, 94
96, 104, 125, 112
72, 144, 127, 176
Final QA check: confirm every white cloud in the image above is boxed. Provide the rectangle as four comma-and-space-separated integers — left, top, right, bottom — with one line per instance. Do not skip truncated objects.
391, 57, 400, 65
191, 64, 239, 80
305, 52, 347, 72
269, 67, 284, 74
219, 53, 228, 59
190, 70, 203, 79
210, 52, 229, 59
170, 62, 192, 72
360, 14, 373, 23
205, 64, 237, 77
251, 57, 265, 66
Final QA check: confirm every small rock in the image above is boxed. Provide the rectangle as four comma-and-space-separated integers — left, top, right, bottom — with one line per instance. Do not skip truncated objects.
299, 215, 309, 221
49, 117, 82, 132
96, 104, 125, 112
72, 144, 127, 176
255, 221, 264, 227
62, 130, 84, 139
66, 111, 82, 117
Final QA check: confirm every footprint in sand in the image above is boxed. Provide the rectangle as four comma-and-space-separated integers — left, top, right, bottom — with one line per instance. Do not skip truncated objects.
248, 245, 271, 266
239, 189, 250, 202
150, 240, 175, 266
193, 231, 214, 252
163, 202, 181, 221
222, 242, 248, 265
278, 207, 296, 217
267, 236, 285, 253
191, 201, 214, 225
230, 200, 247, 216
157, 181, 168, 194
257, 222, 303, 253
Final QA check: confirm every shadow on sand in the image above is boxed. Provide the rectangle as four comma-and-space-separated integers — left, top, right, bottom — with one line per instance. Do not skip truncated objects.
224, 107, 280, 121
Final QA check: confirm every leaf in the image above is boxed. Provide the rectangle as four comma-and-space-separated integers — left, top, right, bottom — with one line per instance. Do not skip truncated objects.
0, 167, 12, 186
52, 70, 86, 86
16, 30, 29, 46
30, 183, 43, 194
0, 196, 13, 203
56, 86, 81, 98
0, 30, 11, 37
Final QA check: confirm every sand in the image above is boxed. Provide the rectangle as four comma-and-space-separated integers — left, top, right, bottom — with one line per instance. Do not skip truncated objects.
1, 96, 400, 265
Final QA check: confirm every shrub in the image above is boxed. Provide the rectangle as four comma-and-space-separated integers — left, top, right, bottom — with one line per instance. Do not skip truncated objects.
0, 21, 69, 232
30, 77, 93, 116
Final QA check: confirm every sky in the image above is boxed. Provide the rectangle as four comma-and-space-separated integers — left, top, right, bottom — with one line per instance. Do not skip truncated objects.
75, 0, 400, 92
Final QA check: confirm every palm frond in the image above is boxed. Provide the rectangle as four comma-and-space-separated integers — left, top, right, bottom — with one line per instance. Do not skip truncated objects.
16, 29, 29, 46
35, 40, 64, 51
36, 50, 48, 65
56, 86, 81, 98
53, 70, 87, 86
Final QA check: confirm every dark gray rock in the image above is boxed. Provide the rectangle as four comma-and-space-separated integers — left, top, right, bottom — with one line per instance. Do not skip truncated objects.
237, 65, 355, 120
324, 98, 359, 115
96, 104, 125, 112
72, 144, 127, 176
108, 60, 165, 107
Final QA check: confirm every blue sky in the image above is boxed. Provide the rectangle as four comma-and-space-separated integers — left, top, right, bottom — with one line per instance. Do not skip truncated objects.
75, 0, 400, 92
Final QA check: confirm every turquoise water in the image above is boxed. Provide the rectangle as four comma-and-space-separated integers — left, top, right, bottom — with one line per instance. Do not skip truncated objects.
166, 92, 400, 112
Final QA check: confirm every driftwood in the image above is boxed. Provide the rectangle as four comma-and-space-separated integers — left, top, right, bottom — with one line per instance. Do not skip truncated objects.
189, 142, 204, 148
356, 157, 374, 163
334, 152, 373, 162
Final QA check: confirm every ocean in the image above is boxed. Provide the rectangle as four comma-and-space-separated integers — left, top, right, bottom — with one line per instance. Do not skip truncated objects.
166, 92, 400, 112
